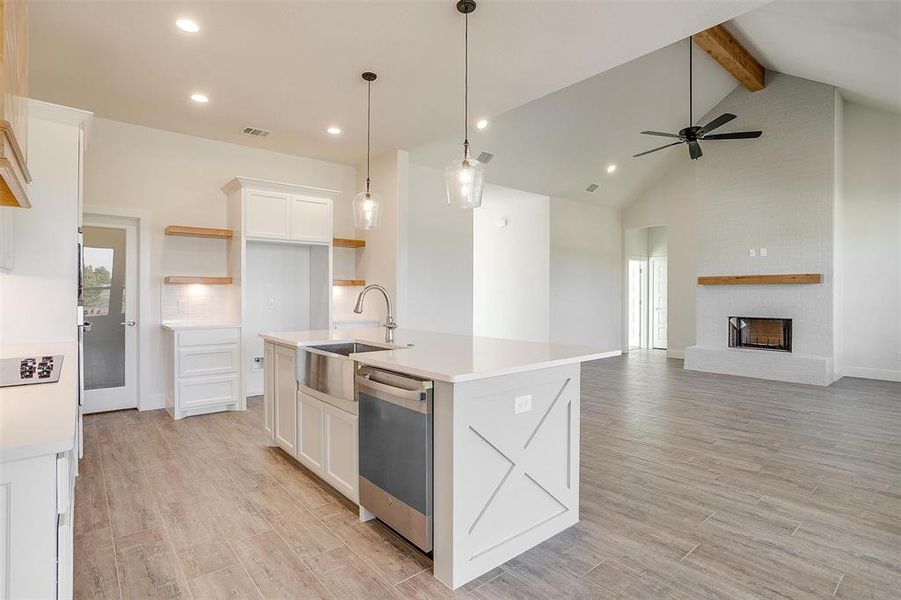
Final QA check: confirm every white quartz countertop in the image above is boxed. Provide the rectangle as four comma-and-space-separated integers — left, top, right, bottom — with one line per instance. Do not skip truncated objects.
161, 321, 241, 331
0, 342, 78, 463
259, 328, 619, 383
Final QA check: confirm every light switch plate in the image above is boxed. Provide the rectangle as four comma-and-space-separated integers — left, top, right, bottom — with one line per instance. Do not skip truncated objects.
177, 299, 188, 313
760, 247, 768, 257
749, 248, 756, 257
514, 394, 532, 414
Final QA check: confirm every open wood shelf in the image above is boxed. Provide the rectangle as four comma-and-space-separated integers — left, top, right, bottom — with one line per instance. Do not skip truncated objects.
333, 279, 365, 287
698, 274, 823, 285
164, 276, 233, 285
333, 237, 366, 249
165, 225, 233, 239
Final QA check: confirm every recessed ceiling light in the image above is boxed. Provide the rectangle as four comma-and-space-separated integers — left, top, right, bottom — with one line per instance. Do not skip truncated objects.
606, 164, 617, 174
327, 126, 342, 135
190, 93, 209, 104
476, 119, 489, 130
175, 18, 200, 33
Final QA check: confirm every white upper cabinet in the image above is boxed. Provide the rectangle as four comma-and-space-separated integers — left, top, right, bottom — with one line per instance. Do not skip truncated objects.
290, 194, 332, 243
245, 189, 291, 239
227, 178, 334, 244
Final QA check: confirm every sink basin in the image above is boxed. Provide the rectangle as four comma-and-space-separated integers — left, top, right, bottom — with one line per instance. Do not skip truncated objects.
307, 342, 389, 357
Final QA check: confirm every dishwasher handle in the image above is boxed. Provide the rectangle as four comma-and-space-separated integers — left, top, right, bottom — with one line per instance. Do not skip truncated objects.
356, 369, 433, 413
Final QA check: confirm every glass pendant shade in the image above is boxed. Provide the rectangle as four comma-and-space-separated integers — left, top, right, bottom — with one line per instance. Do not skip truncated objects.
445, 156, 485, 208
353, 190, 382, 229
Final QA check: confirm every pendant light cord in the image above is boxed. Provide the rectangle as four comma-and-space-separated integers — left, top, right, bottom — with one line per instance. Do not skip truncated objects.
366, 78, 372, 194
464, 10, 470, 157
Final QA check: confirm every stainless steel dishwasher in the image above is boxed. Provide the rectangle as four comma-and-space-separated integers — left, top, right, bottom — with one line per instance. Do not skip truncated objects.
356, 366, 434, 552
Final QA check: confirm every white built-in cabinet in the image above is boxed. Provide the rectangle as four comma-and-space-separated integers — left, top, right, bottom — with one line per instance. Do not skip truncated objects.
263, 341, 359, 503
243, 187, 332, 244
164, 326, 241, 419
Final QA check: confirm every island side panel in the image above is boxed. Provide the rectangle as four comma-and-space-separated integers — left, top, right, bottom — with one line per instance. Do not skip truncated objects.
433, 363, 581, 589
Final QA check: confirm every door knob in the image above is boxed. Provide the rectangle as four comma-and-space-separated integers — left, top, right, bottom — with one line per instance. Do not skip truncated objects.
79, 321, 93, 332
120, 320, 136, 327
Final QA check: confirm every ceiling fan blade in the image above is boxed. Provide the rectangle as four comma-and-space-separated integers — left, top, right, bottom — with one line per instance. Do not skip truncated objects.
633, 141, 682, 158
688, 140, 703, 160
639, 131, 681, 138
697, 113, 736, 135
702, 131, 763, 140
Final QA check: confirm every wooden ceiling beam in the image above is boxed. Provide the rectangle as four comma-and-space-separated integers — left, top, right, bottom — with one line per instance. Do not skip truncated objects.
693, 24, 765, 92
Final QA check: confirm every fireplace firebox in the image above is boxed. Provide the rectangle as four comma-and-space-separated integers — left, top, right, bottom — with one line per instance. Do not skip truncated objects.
728, 317, 792, 352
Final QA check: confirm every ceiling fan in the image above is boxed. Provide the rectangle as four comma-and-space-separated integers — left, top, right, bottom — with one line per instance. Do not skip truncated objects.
633, 36, 762, 160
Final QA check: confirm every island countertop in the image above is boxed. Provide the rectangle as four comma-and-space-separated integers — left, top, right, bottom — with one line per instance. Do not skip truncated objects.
259, 327, 619, 383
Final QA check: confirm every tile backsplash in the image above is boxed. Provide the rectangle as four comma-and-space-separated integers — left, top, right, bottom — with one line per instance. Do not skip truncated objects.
160, 283, 235, 325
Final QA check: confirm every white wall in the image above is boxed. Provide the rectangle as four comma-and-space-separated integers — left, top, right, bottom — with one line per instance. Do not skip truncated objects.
647, 226, 667, 257
473, 184, 550, 342
841, 101, 901, 381
549, 197, 621, 348
404, 164, 473, 335
0, 109, 84, 346
83, 117, 356, 409
622, 162, 698, 358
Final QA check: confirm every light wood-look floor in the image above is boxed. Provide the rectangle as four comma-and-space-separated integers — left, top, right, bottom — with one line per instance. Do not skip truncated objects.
75, 352, 901, 599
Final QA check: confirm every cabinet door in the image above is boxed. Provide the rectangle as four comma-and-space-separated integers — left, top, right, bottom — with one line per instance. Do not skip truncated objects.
296, 390, 324, 475
273, 345, 297, 455
290, 195, 332, 243
263, 343, 275, 442
246, 190, 291, 239
322, 403, 359, 503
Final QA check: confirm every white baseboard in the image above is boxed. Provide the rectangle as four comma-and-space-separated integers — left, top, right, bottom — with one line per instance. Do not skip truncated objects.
140, 393, 165, 411
666, 349, 685, 360
840, 366, 901, 383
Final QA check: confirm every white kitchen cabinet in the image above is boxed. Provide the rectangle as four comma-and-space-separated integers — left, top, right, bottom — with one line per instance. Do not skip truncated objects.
245, 189, 291, 239
0, 448, 75, 600
164, 326, 241, 419
273, 344, 298, 455
290, 194, 332, 243
0, 206, 13, 271
263, 343, 275, 443
322, 401, 359, 502
296, 389, 325, 473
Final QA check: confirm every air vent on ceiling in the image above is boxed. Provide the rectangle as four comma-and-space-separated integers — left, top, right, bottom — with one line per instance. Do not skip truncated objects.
585, 183, 599, 192
242, 126, 271, 137
477, 151, 494, 163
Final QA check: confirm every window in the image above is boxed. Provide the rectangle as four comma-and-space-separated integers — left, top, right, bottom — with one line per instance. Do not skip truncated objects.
83, 247, 115, 316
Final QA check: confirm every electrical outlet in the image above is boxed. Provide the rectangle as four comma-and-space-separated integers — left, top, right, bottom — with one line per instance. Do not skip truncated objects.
760, 247, 768, 257
749, 248, 756, 257
514, 394, 532, 414
177, 299, 188, 313
267, 298, 275, 310
252, 356, 264, 371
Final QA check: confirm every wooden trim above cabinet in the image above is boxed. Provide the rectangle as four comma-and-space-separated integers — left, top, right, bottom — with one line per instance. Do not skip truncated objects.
164, 276, 234, 285
165, 225, 234, 239
698, 274, 823, 285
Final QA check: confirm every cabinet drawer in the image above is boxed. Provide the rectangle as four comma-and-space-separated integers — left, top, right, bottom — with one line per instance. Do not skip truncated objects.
178, 344, 238, 377
178, 375, 239, 409
178, 328, 240, 347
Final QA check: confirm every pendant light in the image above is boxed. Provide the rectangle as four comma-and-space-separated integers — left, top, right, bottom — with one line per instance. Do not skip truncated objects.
445, 0, 485, 209
353, 72, 382, 229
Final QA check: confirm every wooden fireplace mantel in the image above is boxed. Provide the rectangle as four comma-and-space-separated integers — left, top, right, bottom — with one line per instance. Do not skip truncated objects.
698, 274, 823, 285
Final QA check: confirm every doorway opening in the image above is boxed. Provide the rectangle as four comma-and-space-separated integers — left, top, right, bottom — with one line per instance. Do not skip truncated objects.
625, 226, 668, 351
82, 215, 139, 413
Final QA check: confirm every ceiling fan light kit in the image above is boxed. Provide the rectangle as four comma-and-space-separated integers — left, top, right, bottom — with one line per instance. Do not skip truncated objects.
634, 36, 763, 161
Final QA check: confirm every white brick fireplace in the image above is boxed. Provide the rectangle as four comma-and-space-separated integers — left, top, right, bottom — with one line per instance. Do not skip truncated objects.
684, 74, 839, 386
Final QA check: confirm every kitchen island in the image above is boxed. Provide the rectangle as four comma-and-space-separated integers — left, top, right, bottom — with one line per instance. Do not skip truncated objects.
260, 327, 618, 589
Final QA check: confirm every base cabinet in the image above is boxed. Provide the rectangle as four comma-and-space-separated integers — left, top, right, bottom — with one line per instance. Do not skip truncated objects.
165, 327, 241, 419
273, 344, 298, 455
297, 390, 324, 473
322, 402, 359, 502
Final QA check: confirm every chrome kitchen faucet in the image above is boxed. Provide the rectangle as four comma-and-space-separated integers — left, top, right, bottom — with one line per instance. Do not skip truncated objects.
353, 284, 397, 343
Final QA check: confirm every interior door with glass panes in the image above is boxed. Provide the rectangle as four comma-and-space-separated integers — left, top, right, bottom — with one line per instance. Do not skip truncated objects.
82, 221, 138, 412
